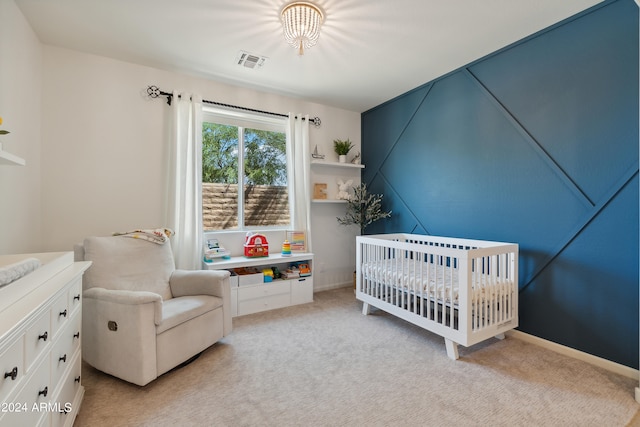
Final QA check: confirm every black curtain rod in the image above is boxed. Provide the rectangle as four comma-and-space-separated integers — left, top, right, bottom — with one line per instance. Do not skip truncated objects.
146, 85, 321, 127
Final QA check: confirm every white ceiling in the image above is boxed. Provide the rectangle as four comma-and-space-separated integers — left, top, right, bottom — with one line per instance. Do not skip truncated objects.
16, 0, 603, 112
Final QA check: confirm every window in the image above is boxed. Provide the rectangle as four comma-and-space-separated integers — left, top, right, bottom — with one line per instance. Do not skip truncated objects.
202, 107, 290, 231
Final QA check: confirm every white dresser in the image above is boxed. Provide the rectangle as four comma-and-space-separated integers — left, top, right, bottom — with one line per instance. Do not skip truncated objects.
0, 252, 91, 427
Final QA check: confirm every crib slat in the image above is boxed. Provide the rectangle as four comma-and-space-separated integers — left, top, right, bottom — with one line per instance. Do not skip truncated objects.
448, 256, 454, 329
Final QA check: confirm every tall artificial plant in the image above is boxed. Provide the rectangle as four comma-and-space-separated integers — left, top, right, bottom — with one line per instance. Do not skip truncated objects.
337, 183, 391, 235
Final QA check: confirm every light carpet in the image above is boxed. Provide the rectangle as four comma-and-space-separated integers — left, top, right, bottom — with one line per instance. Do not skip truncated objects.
74, 287, 639, 427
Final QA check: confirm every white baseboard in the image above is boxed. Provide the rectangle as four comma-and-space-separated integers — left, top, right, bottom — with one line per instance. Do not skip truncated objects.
314, 282, 352, 293
506, 330, 638, 381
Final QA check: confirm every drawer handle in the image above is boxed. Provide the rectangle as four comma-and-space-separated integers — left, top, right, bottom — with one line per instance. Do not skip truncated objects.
59, 309, 67, 318
74, 332, 80, 339
39, 331, 48, 342
75, 375, 81, 383
59, 354, 67, 363
74, 294, 80, 301
38, 386, 48, 397
4, 367, 18, 381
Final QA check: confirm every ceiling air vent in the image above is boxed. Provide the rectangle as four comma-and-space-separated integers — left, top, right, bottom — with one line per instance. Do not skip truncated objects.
236, 51, 267, 69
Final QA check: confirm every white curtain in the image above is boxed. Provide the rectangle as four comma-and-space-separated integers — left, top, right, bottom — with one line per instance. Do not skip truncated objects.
287, 113, 312, 251
166, 91, 203, 270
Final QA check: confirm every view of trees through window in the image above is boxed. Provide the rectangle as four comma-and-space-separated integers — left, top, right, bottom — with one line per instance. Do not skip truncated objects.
202, 121, 290, 230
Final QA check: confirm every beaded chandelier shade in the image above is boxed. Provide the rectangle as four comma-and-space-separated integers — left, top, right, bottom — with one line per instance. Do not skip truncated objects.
281, 2, 324, 55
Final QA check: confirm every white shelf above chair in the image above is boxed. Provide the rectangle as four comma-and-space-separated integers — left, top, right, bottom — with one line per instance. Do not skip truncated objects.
0, 148, 25, 166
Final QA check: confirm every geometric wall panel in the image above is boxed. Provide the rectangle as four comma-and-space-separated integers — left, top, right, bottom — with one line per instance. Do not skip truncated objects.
378, 70, 590, 258
468, 0, 639, 205
362, 85, 431, 175
361, 0, 639, 368
521, 176, 639, 368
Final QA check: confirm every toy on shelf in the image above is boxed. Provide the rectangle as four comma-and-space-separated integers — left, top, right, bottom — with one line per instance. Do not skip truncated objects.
351, 151, 361, 164
203, 238, 231, 263
311, 145, 325, 160
286, 230, 306, 252
336, 179, 353, 200
281, 240, 291, 257
244, 232, 269, 258
262, 268, 274, 283
297, 263, 311, 277
281, 261, 311, 279
313, 183, 328, 199
283, 265, 300, 279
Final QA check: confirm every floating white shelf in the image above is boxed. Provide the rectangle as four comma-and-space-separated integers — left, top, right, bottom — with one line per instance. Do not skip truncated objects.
312, 199, 347, 203
0, 149, 25, 166
311, 159, 364, 169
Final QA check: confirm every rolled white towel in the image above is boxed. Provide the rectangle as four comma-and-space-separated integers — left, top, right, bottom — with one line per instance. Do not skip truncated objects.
0, 258, 41, 287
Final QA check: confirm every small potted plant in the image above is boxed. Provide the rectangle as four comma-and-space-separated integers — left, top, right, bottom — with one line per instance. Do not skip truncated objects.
333, 138, 354, 163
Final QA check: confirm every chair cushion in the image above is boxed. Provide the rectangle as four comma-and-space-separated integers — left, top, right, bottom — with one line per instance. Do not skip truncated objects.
157, 295, 223, 334
82, 236, 175, 301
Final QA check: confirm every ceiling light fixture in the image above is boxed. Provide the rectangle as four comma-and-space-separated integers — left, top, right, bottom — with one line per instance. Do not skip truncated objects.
280, 1, 324, 55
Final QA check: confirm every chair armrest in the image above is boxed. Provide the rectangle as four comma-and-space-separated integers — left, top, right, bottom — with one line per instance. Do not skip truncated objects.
83, 287, 163, 325
169, 270, 232, 336
82, 287, 162, 384
169, 269, 230, 298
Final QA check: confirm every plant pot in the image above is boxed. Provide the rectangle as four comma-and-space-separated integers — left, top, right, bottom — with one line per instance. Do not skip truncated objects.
338, 155, 347, 163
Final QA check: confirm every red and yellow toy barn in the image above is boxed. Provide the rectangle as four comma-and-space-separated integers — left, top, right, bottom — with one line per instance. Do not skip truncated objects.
244, 233, 269, 258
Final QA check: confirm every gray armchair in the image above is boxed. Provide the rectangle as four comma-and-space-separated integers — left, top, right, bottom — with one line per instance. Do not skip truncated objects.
75, 235, 231, 386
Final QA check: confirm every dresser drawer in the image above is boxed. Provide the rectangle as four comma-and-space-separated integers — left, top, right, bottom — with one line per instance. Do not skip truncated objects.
237, 281, 290, 302
50, 352, 81, 427
67, 278, 82, 316
0, 352, 49, 427
50, 292, 70, 339
25, 309, 51, 372
51, 312, 81, 389
0, 337, 24, 403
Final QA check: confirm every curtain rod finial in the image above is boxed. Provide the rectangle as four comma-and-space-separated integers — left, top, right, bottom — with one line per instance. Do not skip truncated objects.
147, 85, 172, 105
147, 85, 160, 98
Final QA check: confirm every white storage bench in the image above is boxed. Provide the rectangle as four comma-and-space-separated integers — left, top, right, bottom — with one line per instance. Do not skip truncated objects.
204, 253, 314, 317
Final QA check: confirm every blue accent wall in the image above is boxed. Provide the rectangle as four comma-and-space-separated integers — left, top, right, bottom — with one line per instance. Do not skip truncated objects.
361, 0, 639, 368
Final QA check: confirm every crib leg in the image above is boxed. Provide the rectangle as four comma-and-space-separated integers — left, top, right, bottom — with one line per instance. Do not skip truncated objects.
494, 333, 506, 340
362, 302, 371, 315
445, 338, 459, 360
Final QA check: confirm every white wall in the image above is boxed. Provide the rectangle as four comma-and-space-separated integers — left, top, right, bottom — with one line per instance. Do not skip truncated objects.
0, 1, 43, 255
39, 46, 360, 290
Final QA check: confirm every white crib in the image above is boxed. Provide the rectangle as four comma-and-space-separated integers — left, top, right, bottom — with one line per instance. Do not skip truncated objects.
356, 234, 519, 359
